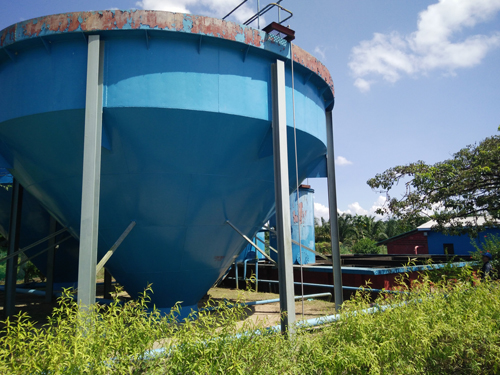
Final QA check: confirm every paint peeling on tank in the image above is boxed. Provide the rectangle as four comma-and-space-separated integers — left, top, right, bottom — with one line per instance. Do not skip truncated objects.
234, 32, 245, 43
0, 10, 334, 96
292, 44, 334, 95
0, 25, 16, 47
182, 17, 193, 33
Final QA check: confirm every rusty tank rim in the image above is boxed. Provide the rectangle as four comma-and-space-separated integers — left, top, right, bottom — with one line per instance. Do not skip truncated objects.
0, 9, 334, 100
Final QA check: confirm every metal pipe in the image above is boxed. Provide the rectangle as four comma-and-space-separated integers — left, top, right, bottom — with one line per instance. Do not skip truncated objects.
271, 59, 295, 334
326, 111, 343, 311
265, 225, 329, 260
0, 285, 46, 297
235, 261, 239, 290
244, 3, 293, 26
244, 292, 331, 307
17, 235, 73, 268
235, 278, 408, 294
202, 292, 332, 312
222, 0, 249, 20
257, 0, 260, 28
226, 220, 275, 263
256, 234, 278, 254
0, 227, 68, 264
95, 221, 136, 274
77, 35, 104, 308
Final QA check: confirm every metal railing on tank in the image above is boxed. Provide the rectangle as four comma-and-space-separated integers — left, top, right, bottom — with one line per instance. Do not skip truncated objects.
223, 0, 293, 28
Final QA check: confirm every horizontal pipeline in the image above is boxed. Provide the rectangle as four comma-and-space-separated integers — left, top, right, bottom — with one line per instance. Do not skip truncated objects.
228, 277, 408, 294
201, 292, 332, 312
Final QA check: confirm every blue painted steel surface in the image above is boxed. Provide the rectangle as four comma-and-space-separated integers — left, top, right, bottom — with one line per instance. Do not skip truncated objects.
270, 186, 316, 264
426, 229, 500, 256
236, 231, 265, 262
0, 175, 80, 283
0, 11, 334, 308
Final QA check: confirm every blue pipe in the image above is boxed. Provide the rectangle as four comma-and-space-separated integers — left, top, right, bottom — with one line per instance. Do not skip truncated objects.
243, 292, 331, 307
0, 285, 118, 305
227, 277, 408, 294
235, 261, 239, 289
201, 292, 332, 312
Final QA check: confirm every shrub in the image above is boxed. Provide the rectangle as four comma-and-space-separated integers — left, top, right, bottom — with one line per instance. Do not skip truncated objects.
1, 274, 500, 373
472, 234, 500, 278
315, 242, 352, 255
351, 237, 381, 254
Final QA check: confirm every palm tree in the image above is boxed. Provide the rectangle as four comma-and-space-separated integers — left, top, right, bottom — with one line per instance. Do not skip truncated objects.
354, 215, 388, 241
337, 213, 357, 245
314, 217, 331, 243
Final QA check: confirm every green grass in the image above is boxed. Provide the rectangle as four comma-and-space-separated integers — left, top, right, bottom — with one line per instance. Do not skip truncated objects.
1, 267, 500, 374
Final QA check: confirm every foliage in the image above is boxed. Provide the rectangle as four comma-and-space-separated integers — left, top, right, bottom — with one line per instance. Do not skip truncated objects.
1, 274, 500, 373
316, 241, 351, 255
315, 214, 413, 253
0, 249, 45, 282
472, 234, 500, 279
351, 237, 381, 254
368, 129, 500, 235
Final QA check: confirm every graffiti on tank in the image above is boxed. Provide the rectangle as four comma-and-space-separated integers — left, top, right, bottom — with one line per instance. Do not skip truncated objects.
292, 202, 307, 225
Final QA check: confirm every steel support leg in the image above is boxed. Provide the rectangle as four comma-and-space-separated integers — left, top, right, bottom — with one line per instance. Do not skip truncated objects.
235, 261, 239, 290
4, 179, 23, 318
103, 269, 112, 300
326, 110, 343, 311
271, 60, 295, 335
45, 217, 57, 302
77, 35, 104, 308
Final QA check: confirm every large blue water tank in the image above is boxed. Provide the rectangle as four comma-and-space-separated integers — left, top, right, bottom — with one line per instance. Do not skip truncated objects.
0, 10, 334, 309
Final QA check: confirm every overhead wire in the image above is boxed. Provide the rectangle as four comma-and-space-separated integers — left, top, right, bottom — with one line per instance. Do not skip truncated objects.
290, 42, 305, 319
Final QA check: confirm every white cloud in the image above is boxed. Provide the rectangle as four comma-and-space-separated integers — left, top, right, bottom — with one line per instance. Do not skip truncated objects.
349, 0, 500, 91
347, 202, 369, 216
353, 78, 372, 93
136, 0, 255, 23
314, 46, 327, 60
338, 196, 387, 219
335, 156, 353, 166
315, 196, 387, 221
314, 202, 330, 221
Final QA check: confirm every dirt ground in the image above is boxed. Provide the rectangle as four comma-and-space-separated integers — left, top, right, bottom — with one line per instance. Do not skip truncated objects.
0, 282, 337, 329
201, 287, 337, 327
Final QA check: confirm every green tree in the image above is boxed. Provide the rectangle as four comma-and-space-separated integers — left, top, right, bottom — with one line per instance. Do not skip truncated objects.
367, 129, 500, 235
314, 217, 331, 243
337, 213, 358, 245
354, 215, 388, 241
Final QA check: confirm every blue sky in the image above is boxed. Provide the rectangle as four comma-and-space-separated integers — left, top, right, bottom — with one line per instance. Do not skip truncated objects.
2, 0, 500, 221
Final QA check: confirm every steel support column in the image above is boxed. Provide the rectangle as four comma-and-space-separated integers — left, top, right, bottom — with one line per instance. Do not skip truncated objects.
271, 60, 295, 334
103, 269, 112, 300
77, 35, 104, 308
45, 217, 57, 302
326, 110, 343, 311
4, 179, 23, 318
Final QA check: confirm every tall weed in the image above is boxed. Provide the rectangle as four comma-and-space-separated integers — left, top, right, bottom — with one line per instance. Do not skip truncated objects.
1, 271, 500, 374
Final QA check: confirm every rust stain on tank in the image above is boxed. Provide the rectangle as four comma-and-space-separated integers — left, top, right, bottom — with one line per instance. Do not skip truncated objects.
0, 25, 16, 47
244, 28, 262, 47
292, 44, 334, 95
1, 10, 332, 96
